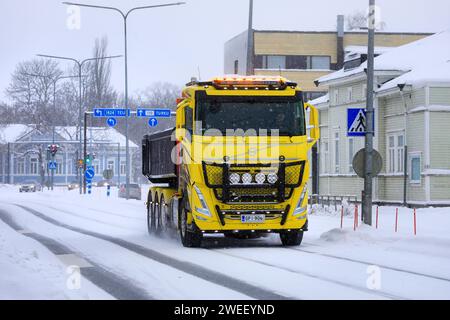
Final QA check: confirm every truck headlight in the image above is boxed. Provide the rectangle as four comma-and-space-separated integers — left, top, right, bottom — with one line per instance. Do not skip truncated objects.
194, 185, 212, 217
255, 173, 266, 184
242, 173, 252, 184
267, 173, 278, 184
229, 173, 240, 185
293, 186, 308, 217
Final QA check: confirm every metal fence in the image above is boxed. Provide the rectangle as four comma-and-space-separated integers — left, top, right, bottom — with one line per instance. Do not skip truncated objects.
309, 194, 359, 211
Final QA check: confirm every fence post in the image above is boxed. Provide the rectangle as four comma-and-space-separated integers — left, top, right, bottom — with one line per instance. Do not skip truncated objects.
376, 206, 379, 229
413, 208, 417, 236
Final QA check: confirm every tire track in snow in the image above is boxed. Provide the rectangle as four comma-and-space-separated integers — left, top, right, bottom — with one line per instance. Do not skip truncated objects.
287, 247, 450, 283
14, 204, 288, 300
207, 248, 404, 300
0, 209, 151, 300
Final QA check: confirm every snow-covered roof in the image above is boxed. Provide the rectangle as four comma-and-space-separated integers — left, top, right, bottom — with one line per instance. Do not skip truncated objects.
1, 125, 138, 148
318, 30, 449, 87
309, 93, 329, 106
0, 124, 34, 144
55, 126, 138, 148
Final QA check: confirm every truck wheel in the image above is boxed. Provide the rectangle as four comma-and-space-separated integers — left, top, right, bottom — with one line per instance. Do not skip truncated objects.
147, 193, 155, 234
159, 194, 169, 235
280, 230, 304, 246
179, 197, 202, 248
154, 193, 162, 236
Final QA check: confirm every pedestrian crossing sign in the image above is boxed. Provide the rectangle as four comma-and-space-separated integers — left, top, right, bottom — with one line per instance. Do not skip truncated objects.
348, 108, 371, 137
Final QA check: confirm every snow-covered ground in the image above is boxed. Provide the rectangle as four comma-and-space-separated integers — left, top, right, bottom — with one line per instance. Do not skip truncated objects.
0, 183, 449, 300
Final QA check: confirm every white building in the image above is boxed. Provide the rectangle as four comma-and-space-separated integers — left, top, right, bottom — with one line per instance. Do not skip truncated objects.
311, 30, 450, 206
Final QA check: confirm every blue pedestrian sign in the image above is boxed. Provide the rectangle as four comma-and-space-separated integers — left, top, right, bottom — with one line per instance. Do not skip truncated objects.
94, 108, 130, 118
137, 108, 172, 118
348, 108, 370, 137
107, 117, 117, 127
85, 168, 95, 180
48, 162, 57, 170
148, 118, 158, 127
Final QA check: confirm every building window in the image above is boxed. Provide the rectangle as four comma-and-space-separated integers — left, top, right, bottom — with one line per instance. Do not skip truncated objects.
17, 160, 25, 175
347, 87, 353, 102
93, 161, 100, 176
333, 89, 339, 105
410, 154, 421, 184
55, 157, 64, 175
310, 56, 331, 70
262, 55, 286, 69
107, 160, 115, 174
387, 132, 405, 173
234, 60, 239, 74
321, 140, 329, 174
334, 132, 340, 174
30, 158, 38, 175
348, 138, 355, 173
256, 55, 330, 70
120, 161, 126, 175
305, 91, 327, 102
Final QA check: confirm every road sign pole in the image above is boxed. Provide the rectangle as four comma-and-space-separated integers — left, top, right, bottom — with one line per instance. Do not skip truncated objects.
83, 111, 88, 195
363, 0, 376, 226
51, 154, 55, 191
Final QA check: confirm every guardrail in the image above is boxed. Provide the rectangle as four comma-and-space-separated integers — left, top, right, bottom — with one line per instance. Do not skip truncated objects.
309, 194, 358, 211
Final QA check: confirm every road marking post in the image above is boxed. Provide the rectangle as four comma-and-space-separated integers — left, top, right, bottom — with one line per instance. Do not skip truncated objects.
107, 185, 111, 197
395, 208, 399, 232
340, 206, 344, 229
376, 206, 379, 229
413, 208, 417, 236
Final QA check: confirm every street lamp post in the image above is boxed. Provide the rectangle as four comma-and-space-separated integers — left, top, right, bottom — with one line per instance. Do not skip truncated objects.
362, 0, 376, 226
37, 54, 122, 194
62, 1, 185, 200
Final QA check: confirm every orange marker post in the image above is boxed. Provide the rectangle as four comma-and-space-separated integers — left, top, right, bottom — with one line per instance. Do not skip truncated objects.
376, 206, 379, 229
395, 208, 399, 233
413, 208, 417, 236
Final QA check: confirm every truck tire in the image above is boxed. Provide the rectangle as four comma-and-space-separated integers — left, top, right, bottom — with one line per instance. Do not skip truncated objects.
147, 192, 155, 234
179, 197, 202, 248
159, 194, 169, 235
154, 193, 161, 236
280, 230, 304, 246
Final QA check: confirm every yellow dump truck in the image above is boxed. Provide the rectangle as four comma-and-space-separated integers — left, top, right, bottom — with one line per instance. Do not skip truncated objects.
142, 76, 319, 247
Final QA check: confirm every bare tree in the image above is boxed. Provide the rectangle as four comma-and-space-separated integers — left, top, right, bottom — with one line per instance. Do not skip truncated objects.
346, 11, 386, 31
6, 58, 62, 129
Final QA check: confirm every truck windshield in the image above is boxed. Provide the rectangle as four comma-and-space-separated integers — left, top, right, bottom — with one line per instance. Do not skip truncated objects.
195, 95, 306, 137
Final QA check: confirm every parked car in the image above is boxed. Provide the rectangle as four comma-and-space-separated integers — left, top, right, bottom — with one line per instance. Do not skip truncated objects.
67, 181, 80, 191
97, 180, 117, 187
19, 180, 42, 193
118, 184, 142, 200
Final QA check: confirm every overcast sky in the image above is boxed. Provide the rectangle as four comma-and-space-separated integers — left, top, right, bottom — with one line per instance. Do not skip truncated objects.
1, 0, 449, 102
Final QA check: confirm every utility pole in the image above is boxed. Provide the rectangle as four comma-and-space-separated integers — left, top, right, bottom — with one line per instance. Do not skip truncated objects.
362, 0, 376, 226
246, 0, 254, 76
63, 2, 185, 200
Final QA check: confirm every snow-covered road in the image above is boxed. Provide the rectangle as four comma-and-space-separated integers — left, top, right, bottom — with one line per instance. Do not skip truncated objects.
1, 184, 449, 300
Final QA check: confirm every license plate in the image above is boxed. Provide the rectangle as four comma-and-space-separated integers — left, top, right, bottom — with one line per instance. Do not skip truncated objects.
241, 214, 265, 223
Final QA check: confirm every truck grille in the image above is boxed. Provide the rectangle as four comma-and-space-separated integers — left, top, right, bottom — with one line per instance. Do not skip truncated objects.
202, 161, 305, 204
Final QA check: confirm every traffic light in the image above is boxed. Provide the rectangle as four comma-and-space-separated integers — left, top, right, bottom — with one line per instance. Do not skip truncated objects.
49, 144, 58, 157
85, 154, 93, 166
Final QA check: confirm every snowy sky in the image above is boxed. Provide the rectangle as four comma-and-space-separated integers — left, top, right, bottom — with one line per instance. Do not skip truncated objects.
1, 0, 450, 103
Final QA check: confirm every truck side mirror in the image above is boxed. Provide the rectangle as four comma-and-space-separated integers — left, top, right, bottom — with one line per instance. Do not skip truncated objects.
305, 103, 320, 150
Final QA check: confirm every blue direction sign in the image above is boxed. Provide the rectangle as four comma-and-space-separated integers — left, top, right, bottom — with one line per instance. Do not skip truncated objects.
48, 162, 57, 170
94, 108, 130, 118
107, 117, 117, 127
85, 168, 95, 181
148, 118, 158, 127
137, 108, 172, 118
